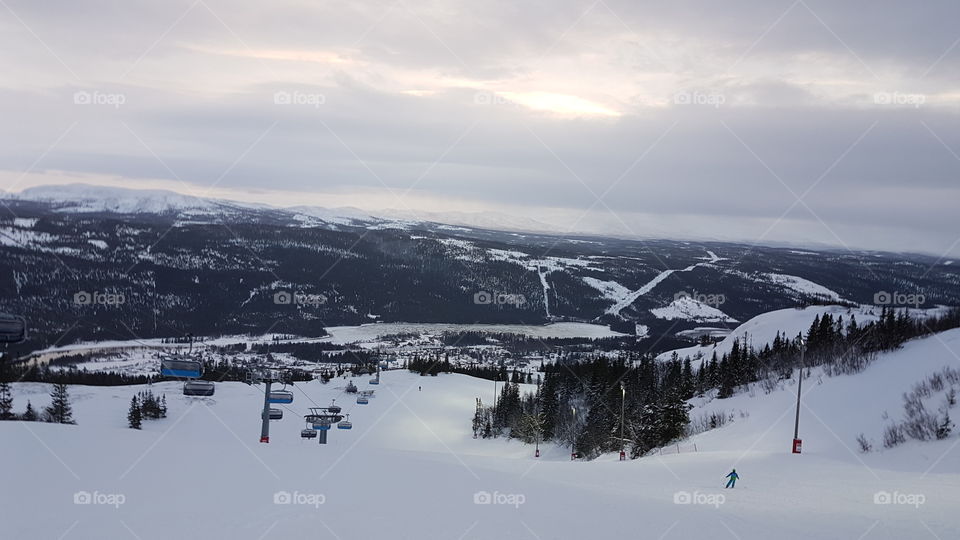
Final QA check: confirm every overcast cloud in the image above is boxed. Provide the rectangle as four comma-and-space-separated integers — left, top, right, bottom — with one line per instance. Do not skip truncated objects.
1, 0, 958, 256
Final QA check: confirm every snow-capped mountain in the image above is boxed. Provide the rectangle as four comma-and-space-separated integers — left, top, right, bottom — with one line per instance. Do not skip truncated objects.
14, 184, 235, 215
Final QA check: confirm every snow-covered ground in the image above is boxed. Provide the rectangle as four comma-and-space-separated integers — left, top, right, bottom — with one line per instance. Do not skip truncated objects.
651, 296, 737, 323
3, 326, 960, 539
764, 273, 845, 302
28, 322, 623, 358
604, 252, 721, 316
322, 322, 624, 345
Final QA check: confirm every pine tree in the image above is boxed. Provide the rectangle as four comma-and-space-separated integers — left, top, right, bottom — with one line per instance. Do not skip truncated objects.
22, 400, 37, 421
128, 396, 143, 429
681, 358, 694, 399
44, 383, 75, 424
471, 398, 485, 438
0, 381, 14, 420
717, 355, 735, 398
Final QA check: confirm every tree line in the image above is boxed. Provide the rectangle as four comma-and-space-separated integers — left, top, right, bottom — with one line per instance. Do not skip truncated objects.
469, 307, 960, 459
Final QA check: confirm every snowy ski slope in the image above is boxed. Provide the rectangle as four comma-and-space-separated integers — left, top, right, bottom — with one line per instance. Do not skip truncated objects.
3, 329, 960, 539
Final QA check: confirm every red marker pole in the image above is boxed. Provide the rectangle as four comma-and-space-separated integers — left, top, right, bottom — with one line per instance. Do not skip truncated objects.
792, 340, 804, 454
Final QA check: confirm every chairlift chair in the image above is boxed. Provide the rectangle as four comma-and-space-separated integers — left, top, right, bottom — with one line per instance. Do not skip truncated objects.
338, 415, 352, 430
268, 408, 283, 420
182, 380, 215, 396
345, 381, 358, 393
301, 428, 318, 439
268, 389, 294, 404
327, 400, 342, 414
357, 396, 369, 405
0, 313, 26, 343
160, 356, 202, 379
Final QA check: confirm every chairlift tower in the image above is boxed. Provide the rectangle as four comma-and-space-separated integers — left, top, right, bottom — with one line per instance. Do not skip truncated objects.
245, 368, 295, 443
305, 405, 344, 446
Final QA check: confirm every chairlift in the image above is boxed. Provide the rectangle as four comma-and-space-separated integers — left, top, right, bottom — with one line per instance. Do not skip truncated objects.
357, 396, 369, 405
327, 400, 342, 414
345, 381, 358, 393
338, 415, 352, 430
301, 428, 318, 439
182, 380, 215, 396
268, 389, 294, 404
269, 408, 283, 420
160, 356, 202, 379
0, 313, 26, 343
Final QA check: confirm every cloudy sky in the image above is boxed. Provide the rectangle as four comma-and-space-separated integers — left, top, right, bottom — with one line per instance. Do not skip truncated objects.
1, 0, 959, 256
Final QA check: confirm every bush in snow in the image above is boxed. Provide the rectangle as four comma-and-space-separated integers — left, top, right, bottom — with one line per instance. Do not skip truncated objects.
879, 367, 960, 447
685, 410, 734, 437
883, 424, 905, 448
856, 433, 873, 453
936, 413, 953, 440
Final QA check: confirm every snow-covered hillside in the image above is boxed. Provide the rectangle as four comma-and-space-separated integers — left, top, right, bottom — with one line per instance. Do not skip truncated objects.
3, 326, 960, 539
656, 304, 948, 362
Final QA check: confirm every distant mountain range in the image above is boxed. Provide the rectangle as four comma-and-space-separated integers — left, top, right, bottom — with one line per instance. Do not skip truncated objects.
9, 184, 557, 233
1, 183, 958, 354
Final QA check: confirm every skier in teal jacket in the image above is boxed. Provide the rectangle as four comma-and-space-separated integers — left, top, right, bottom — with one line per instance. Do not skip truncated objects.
725, 469, 739, 488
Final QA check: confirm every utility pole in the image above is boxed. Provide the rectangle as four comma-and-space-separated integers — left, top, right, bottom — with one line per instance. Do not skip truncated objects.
260, 379, 272, 443
792, 337, 805, 454
570, 406, 577, 460
620, 383, 626, 461
534, 402, 541, 458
